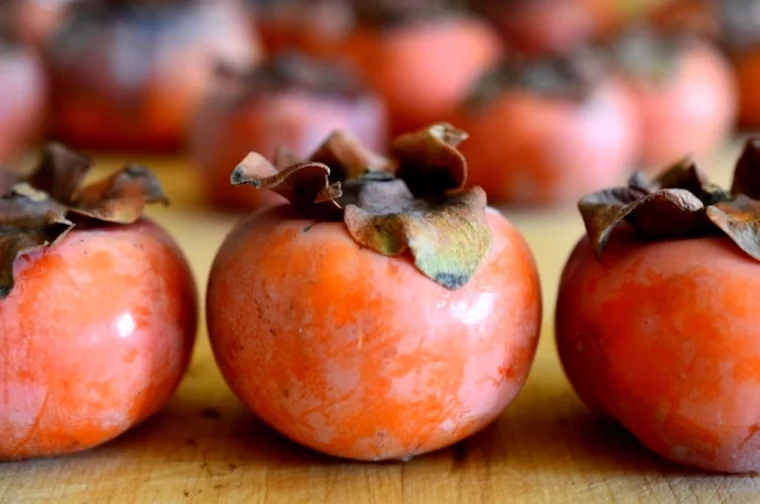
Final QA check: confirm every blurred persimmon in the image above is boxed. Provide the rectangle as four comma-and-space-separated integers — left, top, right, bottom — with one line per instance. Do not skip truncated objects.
0, 9, 47, 165
610, 27, 736, 169
452, 51, 639, 205
338, 1, 503, 135
190, 52, 387, 211
45, 0, 261, 153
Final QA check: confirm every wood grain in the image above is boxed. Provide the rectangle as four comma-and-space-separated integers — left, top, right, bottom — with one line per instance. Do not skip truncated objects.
2, 140, 760, 503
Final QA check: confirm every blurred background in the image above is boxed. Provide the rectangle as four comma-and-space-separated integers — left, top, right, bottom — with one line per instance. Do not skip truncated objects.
0, 0, 754, 298
0, 0, 753, 207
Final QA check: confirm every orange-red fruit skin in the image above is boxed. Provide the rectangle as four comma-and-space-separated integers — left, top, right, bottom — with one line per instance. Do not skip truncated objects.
340, 16, 503, 136
454, 79, 639, 205
556, 228, 760, 473
207, 206, 542, 461
734, 50, 760, 130
190, 91, 387, 211
622, 42, 737, 169
0, 219, 198, 460
0, 45, 46, 165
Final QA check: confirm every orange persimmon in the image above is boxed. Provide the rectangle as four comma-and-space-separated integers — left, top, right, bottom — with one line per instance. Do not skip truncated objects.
190, 53, 387, 211
610, 28, 736, 169
44, 0, 260, 152
247, 0, 353, 57
452, 53, 639, 205
0, 23, 47, 165
338, 3, 503, 135
207, 123, 542, 461
470, 0, 597, 56
556, 141, 760, 473
0, 145, 197, 460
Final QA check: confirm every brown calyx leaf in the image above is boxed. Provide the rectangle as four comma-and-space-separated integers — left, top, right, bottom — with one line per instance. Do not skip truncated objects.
0, 143, 168, 299
578, 136, 760, 262
231, 122, 492, 289
610, 24, 689, 84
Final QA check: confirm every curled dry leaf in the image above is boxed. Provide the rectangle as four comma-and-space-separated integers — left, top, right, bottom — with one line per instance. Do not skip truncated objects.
0, 143, 168, 298
579, 138, 760, 261
231, 122, 492, 290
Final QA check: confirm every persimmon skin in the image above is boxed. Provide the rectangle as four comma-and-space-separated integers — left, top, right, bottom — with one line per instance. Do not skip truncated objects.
0, 219, 197, 461
0, 45, 47, 165
620, 41, 737, 170
207, 205, 542, 461
45, 0, 259, 152
556, 228, 760, 473
734, 49, 760, 130
340, 16, 503, 135
190, 91, 387, 211
454, 79, 639, 205
483, 0, 597, 56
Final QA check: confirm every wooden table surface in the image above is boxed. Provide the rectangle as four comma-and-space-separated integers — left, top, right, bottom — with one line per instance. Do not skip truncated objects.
2, 140, 760, 504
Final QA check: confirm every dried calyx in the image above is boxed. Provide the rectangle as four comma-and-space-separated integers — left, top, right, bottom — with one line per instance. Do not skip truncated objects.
579, 138, 760, 260
0, 143, 168, 298
213, 52, 366, 103
230, 123, 492, 290
610, 25, 690, 83
466, 49, 604, 109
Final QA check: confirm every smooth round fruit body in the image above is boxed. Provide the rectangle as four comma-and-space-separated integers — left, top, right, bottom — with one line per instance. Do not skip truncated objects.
45, 0, 260, 152
621, 41, 736, 169
0, 219, 198, 460
207, 205, 542, 461
556, 228, 760, 473
455, 79, 639, 205
0, 44, 46, 165
340, 16, 502, 135
190, 90, 387, 211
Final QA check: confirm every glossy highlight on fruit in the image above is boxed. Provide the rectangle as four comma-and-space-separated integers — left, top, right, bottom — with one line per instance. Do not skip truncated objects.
207, 124, 542, 461
0, 145, 197, 460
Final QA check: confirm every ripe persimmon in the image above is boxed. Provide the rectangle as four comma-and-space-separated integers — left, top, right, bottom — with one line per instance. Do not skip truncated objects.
470, 0, 596, 56
452, 52, 639, 205
0, 19, 47, 165
247, 0, 353, 58
190, 52, 387, 211
207, 123, 542, 461
719, 1, 760, 129
556, 141, 760, 473
338, 2, 502, 135
45, 0, 260, 152
610, 28, 736, 169
0, 144, 197, 460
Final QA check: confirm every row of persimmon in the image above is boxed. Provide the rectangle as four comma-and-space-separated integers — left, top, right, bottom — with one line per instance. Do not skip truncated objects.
0, 0, 747, 209
1, 121, 758, 475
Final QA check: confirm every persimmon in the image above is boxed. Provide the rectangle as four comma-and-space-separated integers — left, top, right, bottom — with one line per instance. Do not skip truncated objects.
470, 0, 597, 56
10, 0, 73, 48
610, 27, 737, 170
206, 123, 542, 461
247, 0, 353, 57
0, 144, 197, 460
338, 2, 503, 135
0, 14, 47, 165
452, 52, 639, 205
719, 1, 760, 129
189, 52, 387, 211
44, 0, 261, 152
556, 140, 760, 473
